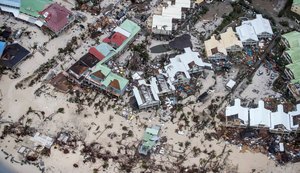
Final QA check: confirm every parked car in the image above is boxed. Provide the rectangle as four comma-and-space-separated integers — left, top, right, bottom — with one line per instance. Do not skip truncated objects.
257, 70, 263, 76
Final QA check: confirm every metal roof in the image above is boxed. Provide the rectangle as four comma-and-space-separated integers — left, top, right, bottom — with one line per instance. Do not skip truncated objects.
20, 0, 52, 17
249, 100, 271, 127
270, 105, 291, 131
225, 99, 249, 125
39, 3, 72, 33
0, 41, 6, 58
282, 31, 300, 48
152, 15, 173, 31
0, 0, 21, 8
236, 24, 259, 42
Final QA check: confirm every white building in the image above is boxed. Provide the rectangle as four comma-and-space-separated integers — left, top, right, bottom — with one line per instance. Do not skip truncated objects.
133, 80, 160, 109
226, 79, 236, 90
236, 14, 273, 46
151, 0, 192, 35
0, 0, 20, 17
165, 57, 191, 85
270, 105, 291, 132
165, 47, 211, 85
225, 99, 300, 132
289, 104, 300, 131
249, 100, 271, 127
236, 24, 259, 46
150, 74, 175, 96
242, 14, 273, 39
225, 99, 249, 126
152, 15, 173, 35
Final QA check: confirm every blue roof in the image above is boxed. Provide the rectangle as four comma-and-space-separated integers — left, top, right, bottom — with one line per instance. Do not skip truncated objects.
1, 43, 30, 69
0, 41, 6, 57
0, 0, 21, 8
95, 43, 115, 56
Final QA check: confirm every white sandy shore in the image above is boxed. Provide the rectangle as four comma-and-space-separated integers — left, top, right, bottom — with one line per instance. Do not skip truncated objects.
0, 0, 300, 173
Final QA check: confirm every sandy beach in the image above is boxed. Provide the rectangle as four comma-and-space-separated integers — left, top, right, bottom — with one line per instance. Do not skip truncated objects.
0, 0, 300, 173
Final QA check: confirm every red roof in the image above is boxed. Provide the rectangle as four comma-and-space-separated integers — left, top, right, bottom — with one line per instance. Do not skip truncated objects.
103, 32, 127, 47
39, 3, 72, 33
89, 47, 105, 61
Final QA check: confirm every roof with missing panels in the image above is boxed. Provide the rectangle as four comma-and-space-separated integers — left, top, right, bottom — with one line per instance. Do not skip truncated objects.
0, 43, 30, 69
39, 3, 72, 33
102, 72, 128, 90
20, 0, 52, 17
270, 105, 291, 131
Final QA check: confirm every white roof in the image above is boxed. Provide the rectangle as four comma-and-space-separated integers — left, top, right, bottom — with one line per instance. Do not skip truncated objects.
165, 47, 211, 83
178, 47, 212, 69
175, 0, 191, 8
289, 104, 300, 130
133, 80, 160, 107
225, 99, 249, 125
162, 1, 182, 19
131, 72, 142, 80
113, 26, 131, 37
152, 15, 173, 31
31, 132, 54, 149
236, 24, 258, 42
16, 13, 43, 27
242, 14, 273, 35
270, 105, 291, 131
0, 5, 19, 16
226, 79, 236, 89
133, 87, 143, 106
150, 75, 176, 95
249, 100, 271, 127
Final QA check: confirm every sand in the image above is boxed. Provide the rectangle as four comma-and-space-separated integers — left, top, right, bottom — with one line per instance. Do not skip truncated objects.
1, 0, 300, 173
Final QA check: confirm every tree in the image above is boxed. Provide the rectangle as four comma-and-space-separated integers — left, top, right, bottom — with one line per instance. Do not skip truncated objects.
57, 107, 65, 114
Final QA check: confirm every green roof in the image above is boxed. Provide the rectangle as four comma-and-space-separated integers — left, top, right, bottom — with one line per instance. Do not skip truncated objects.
282, 31, 300, 48
285, 47, 300, 63
145, 127, 159, 135
20, 0, 52, 17
286, 62, 300, 84
293, 0, 300, 5
100, 19, 140, 64
91, 63, 111, 76
119, 19, 141, 36
102, 72, 128, 90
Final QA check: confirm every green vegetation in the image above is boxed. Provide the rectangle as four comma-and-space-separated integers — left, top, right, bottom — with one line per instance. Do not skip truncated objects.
215, 3, 244, 33
132, 43, 150, 63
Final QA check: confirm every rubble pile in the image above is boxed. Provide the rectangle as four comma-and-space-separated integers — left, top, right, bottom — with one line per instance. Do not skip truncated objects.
219, 127, 300, 164
75, 0, 102, 15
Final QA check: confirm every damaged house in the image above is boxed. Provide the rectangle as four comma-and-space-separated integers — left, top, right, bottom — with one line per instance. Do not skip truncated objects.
165, 47, 212, 85
133, 80, 160, 109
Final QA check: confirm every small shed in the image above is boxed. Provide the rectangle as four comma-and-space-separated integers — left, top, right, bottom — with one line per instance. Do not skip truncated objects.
226, 79, 236, 90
